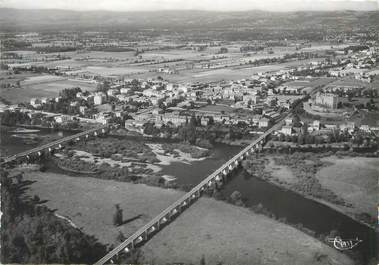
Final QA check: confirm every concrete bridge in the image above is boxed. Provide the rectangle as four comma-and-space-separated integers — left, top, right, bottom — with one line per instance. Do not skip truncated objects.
1, 124, 117, 166
94, 114, 290, 265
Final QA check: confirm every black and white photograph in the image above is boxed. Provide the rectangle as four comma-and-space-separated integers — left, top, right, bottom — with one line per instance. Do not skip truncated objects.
0, 0, 378, 264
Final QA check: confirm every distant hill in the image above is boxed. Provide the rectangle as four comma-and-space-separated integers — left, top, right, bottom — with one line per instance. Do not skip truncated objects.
0, 8, 378, 32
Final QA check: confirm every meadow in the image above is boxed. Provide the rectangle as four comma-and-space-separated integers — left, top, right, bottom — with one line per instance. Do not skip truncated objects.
2, 77, 98, 103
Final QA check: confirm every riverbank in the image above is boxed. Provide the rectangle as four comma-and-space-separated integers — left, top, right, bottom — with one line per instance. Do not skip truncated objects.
316, 156, 378, 224
114, 127, 253, 147
17, 169, 354, 265
140, 197, 354, 265
243, 152, 377, 227
53, 137, 211, 185
146, 143, 209, 165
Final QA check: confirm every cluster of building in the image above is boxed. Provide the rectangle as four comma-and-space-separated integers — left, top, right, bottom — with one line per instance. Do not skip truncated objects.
279, 119, 377, 138
328, 47, 378, 83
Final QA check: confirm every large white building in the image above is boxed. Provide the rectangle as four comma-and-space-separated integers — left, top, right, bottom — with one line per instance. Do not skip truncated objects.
314, 93, 339, 109
94, 92, 106, 105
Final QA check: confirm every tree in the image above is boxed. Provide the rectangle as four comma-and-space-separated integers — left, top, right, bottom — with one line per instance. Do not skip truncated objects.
315, 136, 323, 145
292, 115, 302, 127
200, 255, 206, 265
305, 134, 315, 145
113, 204, 123, 226
301, 122, 308, 135
143, 122, 155, 135
297, 134, 305, 145
96, 81, 110, 93
347, 93, 353, 102
189, 114, 197, 127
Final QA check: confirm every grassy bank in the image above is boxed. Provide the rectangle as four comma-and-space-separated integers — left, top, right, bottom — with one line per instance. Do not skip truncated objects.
242, 152, 377, 226
19, 169, 183, 247
140, 197, 354, 265
316, 156, 378, 224
17, 168, 354, 265
0, 169, 106, 263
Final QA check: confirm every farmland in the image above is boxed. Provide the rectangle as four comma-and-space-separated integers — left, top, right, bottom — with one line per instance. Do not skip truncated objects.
1, 76, 97, 103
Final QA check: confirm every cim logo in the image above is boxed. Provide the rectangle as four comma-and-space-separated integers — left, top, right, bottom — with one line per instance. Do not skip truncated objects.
327, 236, 362, 251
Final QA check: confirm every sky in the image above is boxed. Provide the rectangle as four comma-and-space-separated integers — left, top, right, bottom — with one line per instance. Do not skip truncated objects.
0, 0, 377, 11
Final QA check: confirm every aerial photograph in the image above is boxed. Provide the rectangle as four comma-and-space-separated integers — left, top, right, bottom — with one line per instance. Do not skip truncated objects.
0, 0, 378, 264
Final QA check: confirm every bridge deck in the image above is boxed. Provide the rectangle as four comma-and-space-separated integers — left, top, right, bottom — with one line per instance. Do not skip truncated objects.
1, 125, 110, 164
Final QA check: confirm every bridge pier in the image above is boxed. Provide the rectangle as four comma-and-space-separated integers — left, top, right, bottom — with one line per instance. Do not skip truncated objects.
134, 235, 144, 246
170, 207, 180, 218
159, 216, 169, 228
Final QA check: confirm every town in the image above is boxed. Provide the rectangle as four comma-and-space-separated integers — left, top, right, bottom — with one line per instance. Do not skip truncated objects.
0, 6, 378, 265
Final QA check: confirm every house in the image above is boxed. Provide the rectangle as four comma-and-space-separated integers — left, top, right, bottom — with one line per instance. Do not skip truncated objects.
243, 95, 258, 104
258, 118, 270, 128
94, 92, 106, 105
281, 125, 293, 135
41, 97, 51, 104
285, 117, 293, 125
70, 101, 79, 107
107, 89, 119, 97
120, 88, 130, 94
30, 98, 41, 108
340, 122, 355, 132
156, 112, 187, 127
79, 106, 88, 115
312, 120, 321, 130
94, 112, 113, 125
54, 115, 71, 123
360, 124, 370, 132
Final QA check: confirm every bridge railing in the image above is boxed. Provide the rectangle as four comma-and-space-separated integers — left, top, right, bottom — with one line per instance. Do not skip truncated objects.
2, 124, 112, 164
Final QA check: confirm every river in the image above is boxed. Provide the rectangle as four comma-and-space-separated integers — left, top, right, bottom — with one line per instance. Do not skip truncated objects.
1, 127, 376, 264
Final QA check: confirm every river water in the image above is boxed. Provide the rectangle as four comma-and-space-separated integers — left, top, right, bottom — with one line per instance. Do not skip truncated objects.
1, 127, 376, 264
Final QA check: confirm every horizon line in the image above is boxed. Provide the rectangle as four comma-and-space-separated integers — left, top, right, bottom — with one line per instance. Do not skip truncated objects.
1, 6, 378, 13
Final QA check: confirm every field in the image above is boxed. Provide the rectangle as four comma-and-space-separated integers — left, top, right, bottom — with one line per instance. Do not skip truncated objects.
198, 104, 235, 113
316, 156, 378, 218
4, 44, 332, 88
1, 76, 97, 103
19, 169, 353, 265
66, 66, 148, 77
141, 197, 354, 265
21, 169, 182, 246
